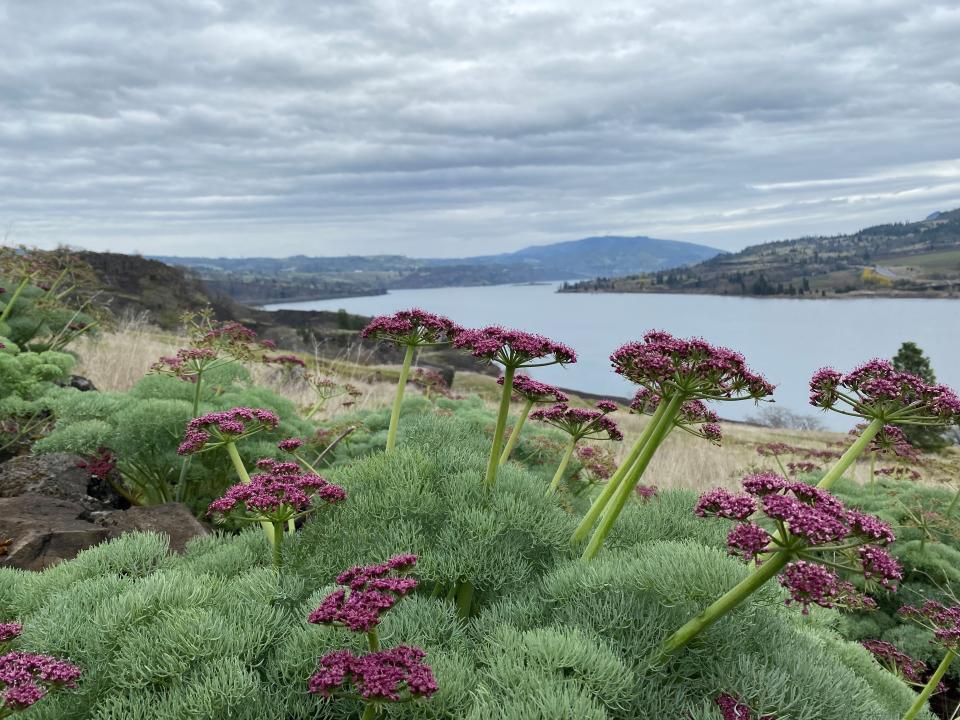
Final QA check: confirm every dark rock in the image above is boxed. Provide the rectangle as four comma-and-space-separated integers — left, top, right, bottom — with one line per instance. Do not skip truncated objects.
97, 502, 208, 553
0, 453, 124, 510
0, 495, 110, 571
68, 375, 97, 392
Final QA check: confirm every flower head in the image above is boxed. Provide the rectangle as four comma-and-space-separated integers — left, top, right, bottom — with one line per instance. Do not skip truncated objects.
611, 331, 773, 402
631, 389, 724, 443
694, 488, 756, 520
0, 651, 81, 711
502, 375, 568, 404
308, 646, 437, 701
0, 624, 22, 645
779, 560, 842, 613
360, 309, 460, 347
635, 484, 659, 502
277, 438, 304, 452
177, 407, 280, 455
899, 601, 960, 651
727, 523, 772, 561
308, 555, 418, 632
530, 403, 623, 442
454, 326, 576, 368
207, 468, 345, 522
810, 360, 960, 424
862, 640, 940, 689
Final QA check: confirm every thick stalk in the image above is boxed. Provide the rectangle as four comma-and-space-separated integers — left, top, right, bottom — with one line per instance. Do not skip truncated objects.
571, 401, 671, 545
546, 439, 576, 495
499, 399, 533, 466
271, 522, 284, 568
484, 365, 516, 488
174, 372, 204, 503
385, 344, 415, 452
652, 549, 793, 665
367, 629, 380, 652
0, 277, 29, 323
816, 417, 884, 490
287, 518, 296, 534
361, 703, 380, 720
903, 650, 955, 720
581, 395, 683, 561
455, 580, 474, 619
869, 452, 877, 492
225, 442, 274, 544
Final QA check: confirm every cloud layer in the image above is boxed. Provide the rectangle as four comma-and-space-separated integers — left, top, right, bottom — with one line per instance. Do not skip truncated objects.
2, 0, 959, 256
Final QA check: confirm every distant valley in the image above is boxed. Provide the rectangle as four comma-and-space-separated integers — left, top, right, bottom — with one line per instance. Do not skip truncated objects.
155, 235, 720, 305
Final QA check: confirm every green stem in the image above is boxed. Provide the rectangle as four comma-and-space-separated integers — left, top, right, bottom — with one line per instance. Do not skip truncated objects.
484, 365, 516, 489
581, 395, 683, 561
0, 277, 29, 323
175, 372, 205, 503
499, 399, 533, 466
869, 452, 877, 493
385, 344, 415, 452
571, 401, 671, 545
367, 629, 380, 652
361, 703, 380, 720
271, 521, 284, 568
652, 549, 794, 666
287, 518, 296, 534
817, 417, 884, 491
225, 441, 274, 544
546, 439, 576, 496
455, 580, 474, 619
903, 649, 955, 720
946, 487, 960, 519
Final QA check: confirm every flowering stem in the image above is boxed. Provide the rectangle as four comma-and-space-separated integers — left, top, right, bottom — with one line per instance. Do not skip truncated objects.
386, 344, 415, 452
571, 401, 670, 545
0, 277, 29, 323
225, 441, 275, 545
903, 649, 955, 720
651, 549, 793, 666
361, 703, 380, 720
455, 579, 474, 619
367, 629, 380, 652
581, 395, 684, 561
174, 370, 205, 503
485, 365, 516, 488
816, 417, 884, 491
271, 521, 284, 568
869, 452, 877, 493
546, 439, 576, 496
499, 399, 533, 466
947, 487, 960, 519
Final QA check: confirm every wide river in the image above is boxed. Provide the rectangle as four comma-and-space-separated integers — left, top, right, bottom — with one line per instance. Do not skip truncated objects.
265, 284, 960, 430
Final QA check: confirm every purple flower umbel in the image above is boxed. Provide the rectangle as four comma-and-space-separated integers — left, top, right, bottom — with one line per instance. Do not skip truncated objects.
500, 374, 568, 404
0, 651, 81, 712
862, 640, 943, 691
309, 555, 419, 632
360, 308, 460, 347
177, 407, 280, 455
308, 646, 438, 701
454, 327, 576, 368
207, 467, 345, 523
530, 402, 623, 442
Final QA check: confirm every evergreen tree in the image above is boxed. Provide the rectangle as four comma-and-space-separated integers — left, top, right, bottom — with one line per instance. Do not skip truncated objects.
892, 342, 949, 451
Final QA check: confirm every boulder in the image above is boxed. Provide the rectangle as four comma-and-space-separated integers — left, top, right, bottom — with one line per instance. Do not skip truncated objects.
97, 502, 208, 553
0, 453, 124, 510
0, 495, 110, 571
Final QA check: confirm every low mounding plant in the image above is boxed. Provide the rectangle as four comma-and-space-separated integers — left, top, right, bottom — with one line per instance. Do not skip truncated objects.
653, 473, 901, 664
453, 326, 576, 489
574, 331, 773, 560
360, 309, 460, 452
0, 346, 74, 457
529, 401, 623, 495
497, 375, 568, 466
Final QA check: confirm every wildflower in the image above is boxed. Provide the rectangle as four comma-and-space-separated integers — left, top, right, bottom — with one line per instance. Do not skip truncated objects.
360, 309, 460, 452
277, 438, 304, 452
631, 390, 724, 444
453, 326, 577, 488
75, 448, 116, 480
862, 640, 942, 690
177, 407, 279, 455
0, 624, 21, 645
898, 601, 960, 719
694, 488, 756, 521
726, 523, 771, 561
497, 375, 568, 466
308, 646, 438, 701
0, 652, 81, 712
635, 484, 659, 501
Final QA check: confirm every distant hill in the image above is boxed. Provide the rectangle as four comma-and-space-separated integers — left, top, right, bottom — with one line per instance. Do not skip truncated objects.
560, 208, 960, 298
154, 235, 720, 304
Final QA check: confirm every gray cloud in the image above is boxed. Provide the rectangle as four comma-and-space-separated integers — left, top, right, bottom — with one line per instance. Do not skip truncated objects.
1, 0, 959, 257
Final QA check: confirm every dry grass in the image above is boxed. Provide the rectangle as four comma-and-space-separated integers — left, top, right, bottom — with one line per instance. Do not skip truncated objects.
73, 326, 959, 494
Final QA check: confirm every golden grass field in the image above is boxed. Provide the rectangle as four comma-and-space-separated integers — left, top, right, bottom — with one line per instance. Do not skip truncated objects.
74, 325, 960, 494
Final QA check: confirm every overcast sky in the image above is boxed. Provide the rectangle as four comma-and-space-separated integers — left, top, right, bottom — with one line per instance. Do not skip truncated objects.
2, 0, 959, 258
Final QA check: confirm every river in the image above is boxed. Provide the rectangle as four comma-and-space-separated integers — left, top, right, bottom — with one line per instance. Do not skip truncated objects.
264, 284, 960, 430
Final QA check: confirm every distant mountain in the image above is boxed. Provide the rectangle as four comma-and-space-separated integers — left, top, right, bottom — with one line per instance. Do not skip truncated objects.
155, 235, 720, 304
560, 208, 960, 298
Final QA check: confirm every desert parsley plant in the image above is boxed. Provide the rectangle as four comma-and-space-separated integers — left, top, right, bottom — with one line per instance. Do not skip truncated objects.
307, 555, 437, 719
575, 331, 772, 560
360, 309, 460, 452
529, 401, 623, 495
652, 473, 900, 664
453, 326, 576, 489
497, 375, 568, 466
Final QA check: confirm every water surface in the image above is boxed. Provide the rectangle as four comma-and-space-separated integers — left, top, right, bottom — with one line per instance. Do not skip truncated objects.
265, 284, 960, 430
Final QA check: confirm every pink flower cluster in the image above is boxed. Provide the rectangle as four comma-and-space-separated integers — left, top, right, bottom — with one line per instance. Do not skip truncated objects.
530, 402, 623, 442
75, 448, 116, 480
500, 374, 568, 404
630, 389, 723, 444
308, 646, 438, 701
863, 424, 922, 462
899, 601, 960, 651
0, 651, 81, 712
0, 625, 21, 645
177, 407, 280, 455
696, 474, 900, 612
360, 308, 460, 346
151, 347, 217, 378
277, 437, 304, 451
453, 326, 576, 367
862, 640, 942, 690
611, 331, 774, 402
308, 555, 419, 633
207, 466, 345, 520
263, 354, 307, 368
635, 484, 659, 502
810, 360, 960, 423
716, 693, 775, 720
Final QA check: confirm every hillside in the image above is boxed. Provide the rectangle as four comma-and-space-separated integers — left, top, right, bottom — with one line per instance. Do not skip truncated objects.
560, 208, 960, 298
154, 235, 720, 304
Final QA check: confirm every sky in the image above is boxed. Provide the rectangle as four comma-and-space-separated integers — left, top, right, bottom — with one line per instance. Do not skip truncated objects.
2, 0, 960, 258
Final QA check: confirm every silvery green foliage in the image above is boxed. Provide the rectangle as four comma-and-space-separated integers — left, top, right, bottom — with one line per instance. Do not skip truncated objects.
0, 416, 936, 719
